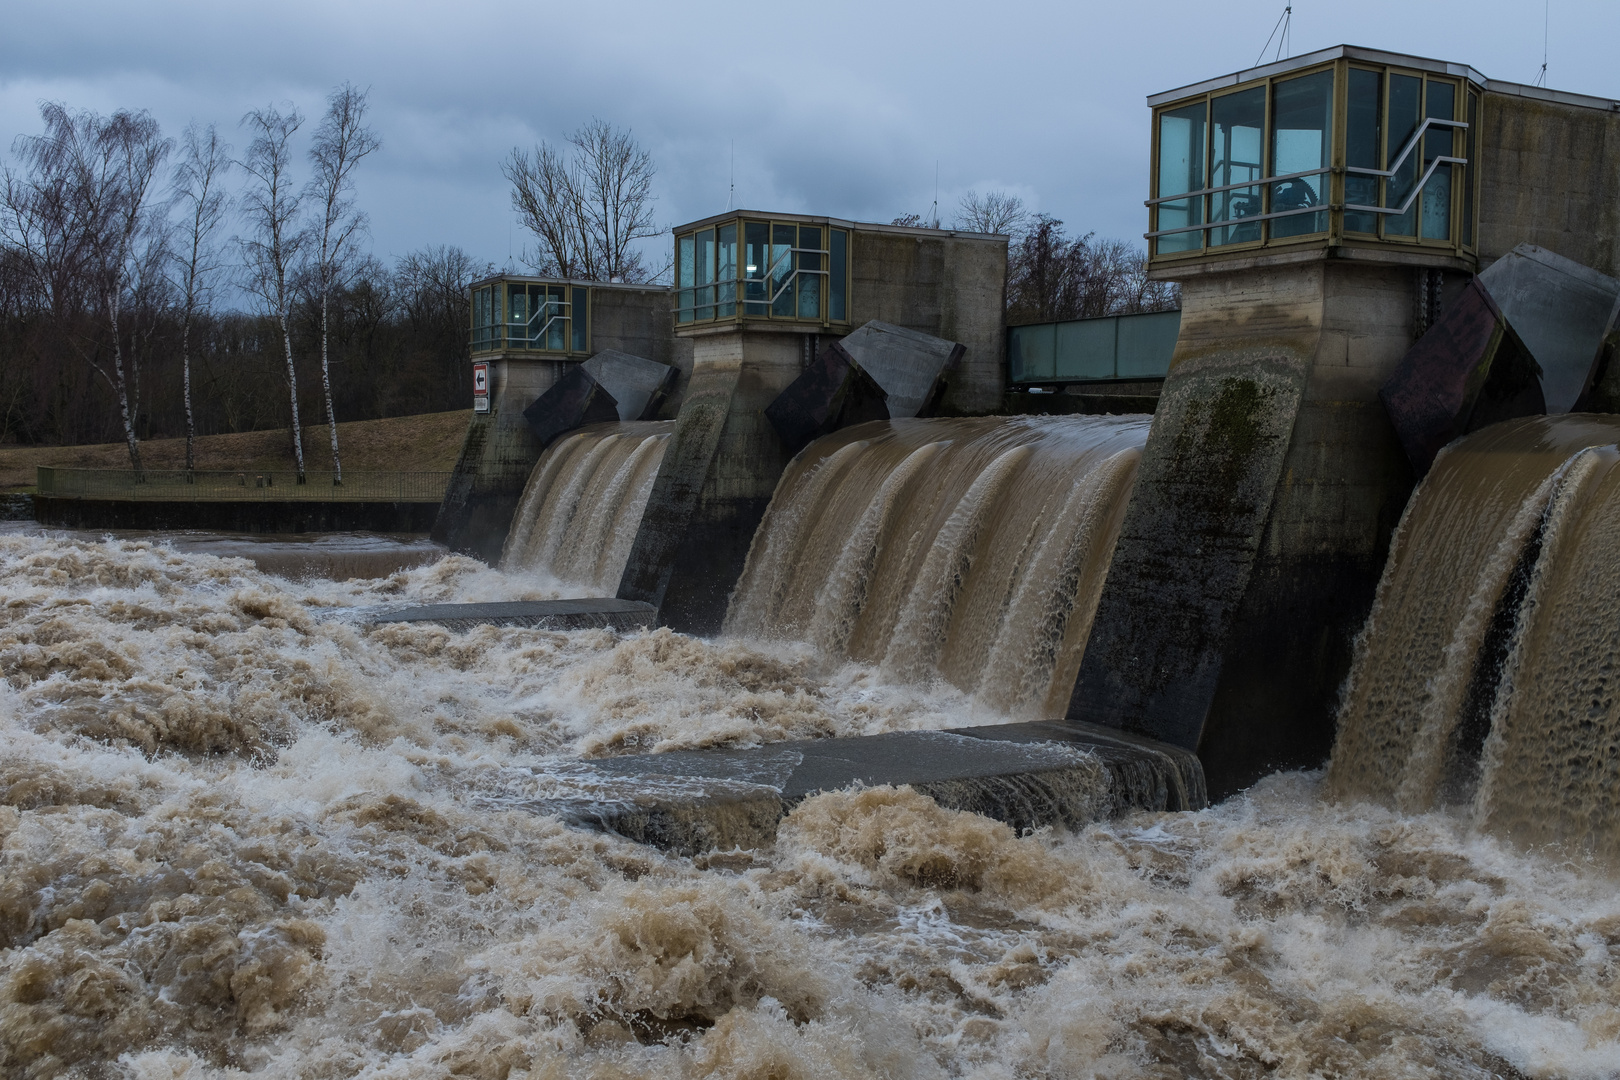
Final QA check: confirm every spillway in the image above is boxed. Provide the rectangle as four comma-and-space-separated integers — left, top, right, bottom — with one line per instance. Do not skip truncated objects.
725, 415, 1150, 716
500, 420, 673, 592
1329, 414, 1620, 856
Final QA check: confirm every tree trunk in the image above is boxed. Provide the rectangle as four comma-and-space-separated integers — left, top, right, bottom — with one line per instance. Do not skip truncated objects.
108, 289, 142, 477
280, 312, 305, 483
181, 307, 195, 476
320, 289, 342, 484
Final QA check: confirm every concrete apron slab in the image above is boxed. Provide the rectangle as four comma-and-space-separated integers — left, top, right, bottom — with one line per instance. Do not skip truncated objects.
512, 721, 1207, 856
372, 598, 656, 632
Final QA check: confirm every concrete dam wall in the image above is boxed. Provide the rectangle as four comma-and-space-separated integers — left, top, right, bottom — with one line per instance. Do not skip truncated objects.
504, 413, 1148, 721
1328, 414, 1620, 857
501, 420, 674, 592
726, 415, 1147, 717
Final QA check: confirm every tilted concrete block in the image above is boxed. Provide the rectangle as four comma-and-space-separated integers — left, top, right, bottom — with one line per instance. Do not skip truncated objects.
1479, 243, 1620, 413
838, 320, 964, 418
1380, 277, 1544, 477
763, 340, 890, 456
582, 349, 679, 422
521, 365, 621, 448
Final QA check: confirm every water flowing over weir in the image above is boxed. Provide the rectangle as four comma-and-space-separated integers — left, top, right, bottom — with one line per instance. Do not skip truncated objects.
726, 415, 1150, 716
501, 420, 673, 591
1329, 414, 1620, 855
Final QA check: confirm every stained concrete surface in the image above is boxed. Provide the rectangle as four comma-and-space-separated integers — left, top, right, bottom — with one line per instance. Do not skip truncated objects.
371, 598, 657, 632
1479, 244, 1620, 413
519, 720, 1206, 855
583, 350, 679, 422
764, 340, 889, 455
838, 320, 963, 417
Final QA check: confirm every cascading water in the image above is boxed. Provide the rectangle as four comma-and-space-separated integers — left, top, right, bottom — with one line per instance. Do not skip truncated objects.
501, 420, 673, 592
1329, 414, 1620, 855
726, 415, 1149, 717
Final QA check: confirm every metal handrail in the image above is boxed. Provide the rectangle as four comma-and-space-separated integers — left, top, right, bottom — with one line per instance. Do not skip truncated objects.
675, 265, 832, 317
1146, 116, 1466, 207
1146, 166, 1330, 207
1344, 153, 1469, 216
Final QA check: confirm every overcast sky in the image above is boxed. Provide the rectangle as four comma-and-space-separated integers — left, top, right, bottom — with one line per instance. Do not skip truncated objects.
2, 0, 1611, 283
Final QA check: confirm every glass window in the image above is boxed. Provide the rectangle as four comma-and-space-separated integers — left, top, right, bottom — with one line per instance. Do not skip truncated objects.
1344, 68, 1383, 233
829, 228, 848, 322
677, 233, 695, 323
1270, 70, 1332, 238
717, 223, 737, 318
472, 286, 494, 351
1421, 80, 1456, 241
544, 284, 567, 350
744, 221, 769, 315
1464, 91, 1478, 247
770, 223, 796, 317
1209, 86, 1265, 247
797, 226, 822, 319
572, 287, 588, 352
1385, 73, 1423, 237
693, 228, 716, 321
507, 282, 528, 349
1155, 101, 1206, 254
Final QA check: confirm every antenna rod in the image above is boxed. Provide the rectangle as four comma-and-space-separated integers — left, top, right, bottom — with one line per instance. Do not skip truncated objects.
1255, 5, 1292, 67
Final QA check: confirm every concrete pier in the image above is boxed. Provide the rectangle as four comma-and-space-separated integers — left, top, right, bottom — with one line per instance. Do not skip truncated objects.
520, 720, 1206, 855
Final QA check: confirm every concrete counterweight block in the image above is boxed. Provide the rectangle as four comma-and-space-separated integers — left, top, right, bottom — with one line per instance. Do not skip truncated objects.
583, 349, 680, 422
764, 340, 890, 456
522, 365, 622, 447
838, 320, 964, 418
1380, 276, 1544, 478
1478, 243, 1620, 414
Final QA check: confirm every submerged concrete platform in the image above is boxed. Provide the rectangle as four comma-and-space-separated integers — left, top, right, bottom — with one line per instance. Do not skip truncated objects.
371, 598, 657, 632
518, 721, 1207, 854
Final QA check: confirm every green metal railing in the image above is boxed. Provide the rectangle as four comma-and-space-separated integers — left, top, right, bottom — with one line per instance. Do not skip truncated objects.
35, 467, 452, 503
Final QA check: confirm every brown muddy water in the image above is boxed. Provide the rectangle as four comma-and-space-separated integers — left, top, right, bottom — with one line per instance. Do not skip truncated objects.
2, 532, 1619, 1078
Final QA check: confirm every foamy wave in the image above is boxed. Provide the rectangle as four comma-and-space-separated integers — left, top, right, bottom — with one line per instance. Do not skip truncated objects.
3, 535, 1617, 1078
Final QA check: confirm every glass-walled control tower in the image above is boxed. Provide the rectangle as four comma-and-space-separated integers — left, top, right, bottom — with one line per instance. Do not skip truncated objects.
470, 276, 592, 358
1148, 48, 1482, 270
674, 214, 851, 330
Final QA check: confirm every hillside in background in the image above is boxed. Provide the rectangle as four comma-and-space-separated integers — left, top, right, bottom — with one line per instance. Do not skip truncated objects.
0, 410, 471, 491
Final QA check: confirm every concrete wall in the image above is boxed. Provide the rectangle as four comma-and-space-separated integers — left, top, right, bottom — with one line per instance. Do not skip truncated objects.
591, 285, 695, 415
1479, 91, 1620, 277
434, 284, 687, 561
617, 328, 806, 633
850, 228, 1007, 414
1069, 259, 1416, 797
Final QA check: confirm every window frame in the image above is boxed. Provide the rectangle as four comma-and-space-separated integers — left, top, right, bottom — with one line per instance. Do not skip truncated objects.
1148, 56, 1479, 264
675, 216, 851, 329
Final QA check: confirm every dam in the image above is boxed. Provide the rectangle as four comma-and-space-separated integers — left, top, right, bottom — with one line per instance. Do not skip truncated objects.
9, 44, 1620, 1080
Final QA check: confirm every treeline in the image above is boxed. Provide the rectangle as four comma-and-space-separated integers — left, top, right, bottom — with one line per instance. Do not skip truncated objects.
0, 89, 495, 474
911, 190, 1181, 324
0, 244, 487, 451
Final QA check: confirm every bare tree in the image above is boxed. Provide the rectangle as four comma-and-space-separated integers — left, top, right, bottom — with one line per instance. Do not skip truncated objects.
504, 120, 660, 282
305, 83, 380, 484
954, 189, 1027, 236
169, 122, 231, 474
1, 103, 171, 473
1007, 215, 1178, 325
238, 103, 307, 481
395, 244, 489, 395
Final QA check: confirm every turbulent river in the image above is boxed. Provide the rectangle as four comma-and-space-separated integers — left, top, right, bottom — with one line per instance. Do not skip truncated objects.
3, 533, 1620, 1078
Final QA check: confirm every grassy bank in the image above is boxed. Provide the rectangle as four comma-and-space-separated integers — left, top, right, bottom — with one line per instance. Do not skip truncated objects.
0, 411, 472, 492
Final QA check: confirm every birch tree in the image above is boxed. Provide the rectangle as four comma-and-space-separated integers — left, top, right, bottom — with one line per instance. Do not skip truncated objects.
305, 83, 380, 484
239, 104, 307, 482
0, 103, 171, 474
169, 122, 231, 475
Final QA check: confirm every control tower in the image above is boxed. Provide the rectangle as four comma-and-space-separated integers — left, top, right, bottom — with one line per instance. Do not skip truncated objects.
1070, 46, 1620, 796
